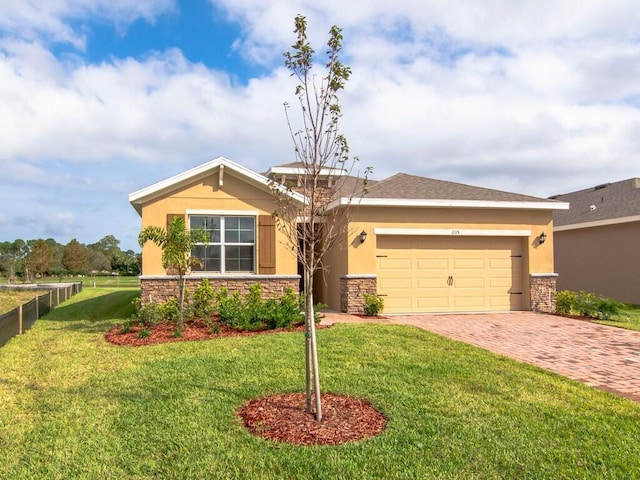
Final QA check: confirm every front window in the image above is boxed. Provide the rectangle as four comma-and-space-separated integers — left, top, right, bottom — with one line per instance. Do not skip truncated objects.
190, 215, 255, 273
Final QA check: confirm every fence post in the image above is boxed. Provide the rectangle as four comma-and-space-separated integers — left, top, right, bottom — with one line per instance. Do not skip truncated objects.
35, 293, 39, 319
18, 304, 23, 334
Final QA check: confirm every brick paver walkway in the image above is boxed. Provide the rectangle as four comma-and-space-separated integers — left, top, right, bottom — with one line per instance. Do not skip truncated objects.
322, 311, 640, 402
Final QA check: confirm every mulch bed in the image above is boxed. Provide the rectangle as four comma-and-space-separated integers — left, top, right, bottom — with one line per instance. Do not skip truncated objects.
104, 318, 326, 347
238, 393, 387, 446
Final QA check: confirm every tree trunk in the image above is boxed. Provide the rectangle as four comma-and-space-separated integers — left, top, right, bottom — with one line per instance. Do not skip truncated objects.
304, 267, 322, 421
178, 273, 185, 330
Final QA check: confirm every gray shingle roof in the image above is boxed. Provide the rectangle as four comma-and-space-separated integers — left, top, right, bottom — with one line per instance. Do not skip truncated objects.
551, 178, 640, 227
365, 173, 552, 203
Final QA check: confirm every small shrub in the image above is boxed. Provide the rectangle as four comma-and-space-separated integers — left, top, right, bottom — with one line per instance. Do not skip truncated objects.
555, 290, 577, 315
137, 328, 150, 339
191, 279, 216, 320
218, 284, 308, 331
363, 293, 384, 316
119, 318, 133, 334
265, 287, 301, 329
556, 290, 623, 320
595, 297, 623, 320
162, 298, 180, 322
314, 302, 327, 324
133, 298, 165, 326
217, 288, 248, 329
575, 291, 598, 317
210, 323, 220, 335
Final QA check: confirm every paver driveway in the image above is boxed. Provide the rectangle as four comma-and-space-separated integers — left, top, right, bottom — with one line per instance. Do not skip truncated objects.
322, 311, 640, 402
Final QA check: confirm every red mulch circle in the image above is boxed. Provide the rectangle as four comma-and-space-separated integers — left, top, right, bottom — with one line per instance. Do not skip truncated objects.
238, 393, 387, 445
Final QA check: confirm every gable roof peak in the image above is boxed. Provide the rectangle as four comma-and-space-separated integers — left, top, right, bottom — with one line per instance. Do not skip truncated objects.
129, 156, 306, 215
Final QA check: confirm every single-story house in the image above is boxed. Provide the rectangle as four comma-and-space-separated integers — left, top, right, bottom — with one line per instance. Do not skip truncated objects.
551, 178, 640, 304
129, 157, 568, 314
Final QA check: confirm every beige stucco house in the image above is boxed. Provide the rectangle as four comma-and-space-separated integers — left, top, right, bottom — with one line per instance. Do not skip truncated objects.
552, 178, 640, 304
129, 157, 568, 314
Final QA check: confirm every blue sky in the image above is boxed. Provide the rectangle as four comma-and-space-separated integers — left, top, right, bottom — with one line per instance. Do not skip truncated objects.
1, 1, 639, 251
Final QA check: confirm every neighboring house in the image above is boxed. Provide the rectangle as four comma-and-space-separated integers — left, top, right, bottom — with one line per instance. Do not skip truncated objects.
129, 157, 568, 314
551, 178, 640, 304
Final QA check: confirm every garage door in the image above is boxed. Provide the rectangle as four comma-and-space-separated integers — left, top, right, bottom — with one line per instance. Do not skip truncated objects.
376, 236, 523, 313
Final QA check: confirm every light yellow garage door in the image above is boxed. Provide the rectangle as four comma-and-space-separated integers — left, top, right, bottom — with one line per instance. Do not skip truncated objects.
376, 236, 524, 313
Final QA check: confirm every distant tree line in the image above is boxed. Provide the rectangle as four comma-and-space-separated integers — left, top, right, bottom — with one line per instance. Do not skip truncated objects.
0, 235, 140, 282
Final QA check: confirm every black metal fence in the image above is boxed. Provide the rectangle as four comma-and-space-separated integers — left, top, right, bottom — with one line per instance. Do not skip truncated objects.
0, 282, 83, 348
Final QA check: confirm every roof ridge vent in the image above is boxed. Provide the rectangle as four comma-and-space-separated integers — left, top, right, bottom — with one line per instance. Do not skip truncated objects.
593, 183, 610, 190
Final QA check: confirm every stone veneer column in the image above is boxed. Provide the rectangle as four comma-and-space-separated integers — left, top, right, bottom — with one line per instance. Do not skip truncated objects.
340, 274, 377, 314
530, 273, 558, 313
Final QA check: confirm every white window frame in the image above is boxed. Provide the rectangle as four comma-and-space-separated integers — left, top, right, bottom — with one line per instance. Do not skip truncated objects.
187, 210, 258, 274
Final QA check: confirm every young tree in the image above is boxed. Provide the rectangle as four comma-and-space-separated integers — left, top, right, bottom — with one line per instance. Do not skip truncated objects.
271, 15, 369, 421
138, 216, 208, 331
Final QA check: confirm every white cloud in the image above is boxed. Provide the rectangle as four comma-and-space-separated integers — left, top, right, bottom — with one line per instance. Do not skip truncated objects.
0, 0, 176, 48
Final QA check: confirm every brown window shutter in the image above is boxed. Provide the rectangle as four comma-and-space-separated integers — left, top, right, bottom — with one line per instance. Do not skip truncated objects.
258, 215, 276, 274
166, 214, 184, 232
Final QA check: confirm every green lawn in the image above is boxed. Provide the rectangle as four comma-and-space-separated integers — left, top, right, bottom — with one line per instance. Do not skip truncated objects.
1, 289, 640, 479
597, 303, 640, 331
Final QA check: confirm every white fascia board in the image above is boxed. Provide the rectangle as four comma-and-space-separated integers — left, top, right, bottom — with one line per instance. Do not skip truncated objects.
554, 214, 640, 232
331, 197, 570, 211
129, 157, 306, 215
374, 228, 532, 237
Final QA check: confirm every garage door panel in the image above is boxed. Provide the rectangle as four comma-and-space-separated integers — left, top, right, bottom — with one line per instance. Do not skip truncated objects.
452, 259, 484, 270
378, 278, 412, 290
417, 278, 447, 288
377, 236, 524, 313
416, 258, 448, 270
417, 296, 450, 308
454, 277, 484, 288
453, 295, 485, 308
378, 258, 412, 270
384, 297, 413, 311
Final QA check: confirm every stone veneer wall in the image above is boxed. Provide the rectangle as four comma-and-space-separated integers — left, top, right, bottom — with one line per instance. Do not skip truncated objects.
139, 275, 300, 305
340, 275, 377, 314
530, 274, 558, 313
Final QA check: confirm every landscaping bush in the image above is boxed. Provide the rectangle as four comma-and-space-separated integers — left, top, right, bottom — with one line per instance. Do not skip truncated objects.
555, 290, 577, 315
555, 290, 623, 320
162, 297, 180, 322
265, 287, 302, 329
363, 293, 384, 316
190, 279, 216, 321
595, 297, 623, 320
575, 291, 597, 317
217, 284, 307, 331
132, 297, 166, 326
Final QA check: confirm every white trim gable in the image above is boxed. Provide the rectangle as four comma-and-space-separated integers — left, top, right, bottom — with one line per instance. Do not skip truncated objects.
129, 156, 306, 215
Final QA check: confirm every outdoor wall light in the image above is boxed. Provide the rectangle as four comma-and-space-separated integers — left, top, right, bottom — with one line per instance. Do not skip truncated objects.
538, 232, 547, 244
359, 230, 368, 244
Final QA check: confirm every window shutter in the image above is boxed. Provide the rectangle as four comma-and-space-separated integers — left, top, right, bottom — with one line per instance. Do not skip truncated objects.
258, 215, 276, 274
